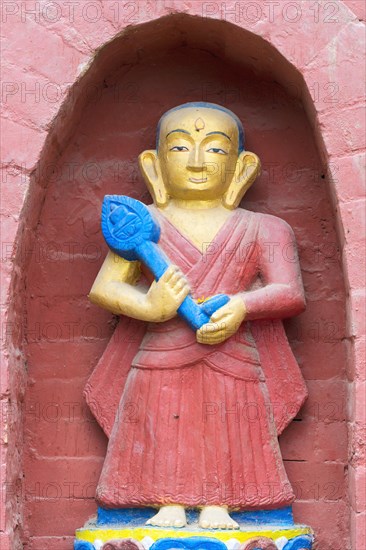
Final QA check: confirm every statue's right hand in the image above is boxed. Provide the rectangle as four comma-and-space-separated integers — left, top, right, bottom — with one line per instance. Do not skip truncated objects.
146, 265, 190, 322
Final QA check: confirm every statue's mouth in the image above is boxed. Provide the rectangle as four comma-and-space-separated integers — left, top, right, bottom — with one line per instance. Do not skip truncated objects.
189, 177, 208, 183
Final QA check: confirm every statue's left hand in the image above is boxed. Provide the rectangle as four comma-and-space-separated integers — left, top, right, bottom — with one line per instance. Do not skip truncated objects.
196, 296, 246, 345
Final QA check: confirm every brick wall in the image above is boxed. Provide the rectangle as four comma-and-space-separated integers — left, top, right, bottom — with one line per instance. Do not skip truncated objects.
1, 2, 364, 549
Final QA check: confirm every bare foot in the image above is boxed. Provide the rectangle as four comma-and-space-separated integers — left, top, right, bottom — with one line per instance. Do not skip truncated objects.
146, 505, 187, 528
199, 506, 239, 530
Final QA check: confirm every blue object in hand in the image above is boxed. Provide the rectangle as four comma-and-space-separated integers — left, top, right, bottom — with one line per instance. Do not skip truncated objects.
101, 195, 229, 331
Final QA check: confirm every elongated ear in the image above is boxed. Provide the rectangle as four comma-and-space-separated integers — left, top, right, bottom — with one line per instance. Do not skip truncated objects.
138, 150, 169, 207
223, 151, 261, 210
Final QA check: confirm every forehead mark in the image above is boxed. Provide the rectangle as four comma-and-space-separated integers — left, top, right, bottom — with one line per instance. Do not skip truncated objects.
195, 117, 205, 132
206, 131, 232, 141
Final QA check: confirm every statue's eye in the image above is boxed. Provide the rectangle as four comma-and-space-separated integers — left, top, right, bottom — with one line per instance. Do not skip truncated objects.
169, 146, 189, 152
206, 147, 228, 155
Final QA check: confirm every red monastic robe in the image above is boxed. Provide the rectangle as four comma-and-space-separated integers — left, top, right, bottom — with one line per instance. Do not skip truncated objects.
84, 206, 307, 510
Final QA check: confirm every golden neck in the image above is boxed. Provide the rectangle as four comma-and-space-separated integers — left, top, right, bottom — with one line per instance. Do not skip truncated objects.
165, 198, 225, 211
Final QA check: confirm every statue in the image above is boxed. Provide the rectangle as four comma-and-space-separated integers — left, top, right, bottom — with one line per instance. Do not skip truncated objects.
84, 102, 308, 533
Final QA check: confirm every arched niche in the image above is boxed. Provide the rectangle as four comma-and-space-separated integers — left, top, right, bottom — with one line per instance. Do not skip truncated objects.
19, 14, 349, 549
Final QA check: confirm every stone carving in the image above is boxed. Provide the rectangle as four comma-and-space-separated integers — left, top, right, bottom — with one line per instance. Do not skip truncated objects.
74, 541, 95, 550
240, 537, 277, 549
86, 102, 308, 530
282, 535, 313, 549
102, 539, 145, 549
150, 537, 227, 549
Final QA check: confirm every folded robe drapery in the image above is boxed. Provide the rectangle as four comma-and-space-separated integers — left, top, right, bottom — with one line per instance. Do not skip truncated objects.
84, 206, 307, 509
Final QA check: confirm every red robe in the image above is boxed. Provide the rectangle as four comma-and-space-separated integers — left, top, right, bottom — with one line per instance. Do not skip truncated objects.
84, 206, 307, 510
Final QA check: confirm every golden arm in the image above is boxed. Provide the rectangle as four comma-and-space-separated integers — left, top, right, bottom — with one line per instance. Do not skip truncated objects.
88, 251, 190, 322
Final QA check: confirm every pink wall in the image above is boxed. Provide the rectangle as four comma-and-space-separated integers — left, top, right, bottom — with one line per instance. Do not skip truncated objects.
1, 3, 365, 550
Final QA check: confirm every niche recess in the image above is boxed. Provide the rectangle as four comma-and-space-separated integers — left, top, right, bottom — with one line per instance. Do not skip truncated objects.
20, 15, 348, 549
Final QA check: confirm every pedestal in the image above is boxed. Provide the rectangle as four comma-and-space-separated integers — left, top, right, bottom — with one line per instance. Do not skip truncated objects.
74, 508, 314, 549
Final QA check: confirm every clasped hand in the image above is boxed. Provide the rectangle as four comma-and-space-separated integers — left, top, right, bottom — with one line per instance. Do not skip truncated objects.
145, 265, 246, 343
145, 265, 190, 322
196, 295, 246, 345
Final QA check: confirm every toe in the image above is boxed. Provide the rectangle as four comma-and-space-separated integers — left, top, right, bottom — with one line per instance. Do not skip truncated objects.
174, 519, 184, 527
200, 520, 209, 529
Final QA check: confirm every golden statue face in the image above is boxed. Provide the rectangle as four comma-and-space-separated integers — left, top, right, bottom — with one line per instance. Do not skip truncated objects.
157, 107, 240, 201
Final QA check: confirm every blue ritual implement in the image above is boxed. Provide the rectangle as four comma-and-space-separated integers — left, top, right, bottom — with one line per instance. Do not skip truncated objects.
101, 195, 229, 330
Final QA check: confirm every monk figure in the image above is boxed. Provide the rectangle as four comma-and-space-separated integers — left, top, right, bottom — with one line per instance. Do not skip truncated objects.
85, 102, 307, 530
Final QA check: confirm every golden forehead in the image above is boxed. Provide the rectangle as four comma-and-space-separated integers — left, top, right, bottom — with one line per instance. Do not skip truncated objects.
161, 108, 239, 139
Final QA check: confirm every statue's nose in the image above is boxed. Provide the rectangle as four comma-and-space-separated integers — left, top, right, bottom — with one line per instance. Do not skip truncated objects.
187, 146, 205, 171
